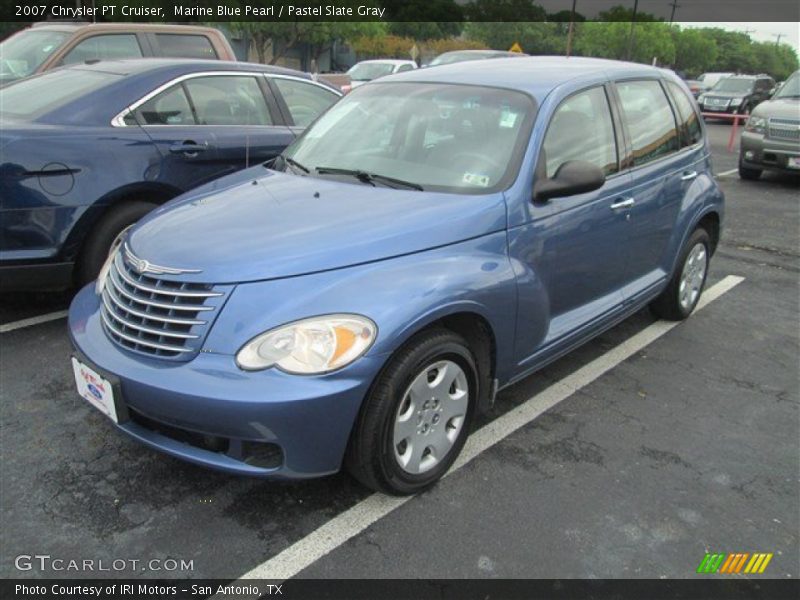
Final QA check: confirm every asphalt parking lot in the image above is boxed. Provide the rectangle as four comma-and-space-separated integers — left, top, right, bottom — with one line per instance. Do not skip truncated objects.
1, 123, 798, 580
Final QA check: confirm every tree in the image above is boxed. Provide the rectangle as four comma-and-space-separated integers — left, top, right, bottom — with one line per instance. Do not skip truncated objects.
464, 22, 565, 55
385, 0, 463, 40
229, 21, 385, 66
574, 21, 675, 65
672, 27, 718, 77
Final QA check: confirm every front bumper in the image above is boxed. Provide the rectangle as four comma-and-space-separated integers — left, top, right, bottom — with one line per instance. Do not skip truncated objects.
68, 285, 386, 479
700, 99, 748, 114
740, 131, 800, 173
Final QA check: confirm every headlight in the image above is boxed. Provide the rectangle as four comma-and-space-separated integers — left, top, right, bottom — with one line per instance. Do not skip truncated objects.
732, 96, 745, 105
236, 314, 377, 374
745, 115, 767, 134
698, 94, 707, 103
95, 246, 119, 295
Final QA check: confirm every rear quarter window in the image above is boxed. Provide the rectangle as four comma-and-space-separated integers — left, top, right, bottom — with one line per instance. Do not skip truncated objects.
616, 79, 680, 167
155, 34, 218, 59
666, 81, 702, 147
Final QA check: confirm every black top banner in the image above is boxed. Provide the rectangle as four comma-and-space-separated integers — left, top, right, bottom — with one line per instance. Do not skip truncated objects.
1, 0, 799, 22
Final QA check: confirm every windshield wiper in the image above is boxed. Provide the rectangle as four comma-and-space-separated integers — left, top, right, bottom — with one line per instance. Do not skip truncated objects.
315, 167, 424, 191
283, 156, 310, 174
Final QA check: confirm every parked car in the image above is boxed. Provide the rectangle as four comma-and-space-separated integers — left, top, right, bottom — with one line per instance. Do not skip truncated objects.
696, 72, 734, 89
739, 69, 800, 179
69, 57, 723, 495
698, 74, 775, 116
0, 23, 236, 87
0, 59, 341, 290
684, 79, 709, 98
426, 49, 528, 67
343, 59, 417, 92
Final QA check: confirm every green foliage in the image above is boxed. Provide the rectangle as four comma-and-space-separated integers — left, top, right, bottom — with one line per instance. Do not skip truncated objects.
464, 22, 565, 55
672, 27, 718, 75
574, 21, 675, 64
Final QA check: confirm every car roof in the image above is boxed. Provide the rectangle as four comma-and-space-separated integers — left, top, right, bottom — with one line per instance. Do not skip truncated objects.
29, 22, 222, 34
383, 56, 674, 100
56, 58, 309, 79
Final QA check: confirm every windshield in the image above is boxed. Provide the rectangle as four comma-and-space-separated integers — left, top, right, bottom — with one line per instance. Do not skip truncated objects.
0, 30, 70, 82
775, 72, 800, 98
712, 78, 754, 94
347, 63, 395, 82
0, 68, 120, 120
282, 82, 536, 194
429, 52, 494, 67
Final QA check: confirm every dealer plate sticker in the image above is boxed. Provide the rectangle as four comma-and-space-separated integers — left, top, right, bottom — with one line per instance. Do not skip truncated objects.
788, 157, 800, 169
71, 357, 118, 423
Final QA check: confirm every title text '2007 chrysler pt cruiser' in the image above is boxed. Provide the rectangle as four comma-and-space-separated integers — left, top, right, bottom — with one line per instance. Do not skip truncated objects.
69, 57, 724, 495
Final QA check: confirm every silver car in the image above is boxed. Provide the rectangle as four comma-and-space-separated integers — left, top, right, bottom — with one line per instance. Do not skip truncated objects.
739, 70, 800, 179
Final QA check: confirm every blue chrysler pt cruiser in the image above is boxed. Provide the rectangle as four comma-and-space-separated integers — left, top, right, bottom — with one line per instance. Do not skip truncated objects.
69, 57, 724, 494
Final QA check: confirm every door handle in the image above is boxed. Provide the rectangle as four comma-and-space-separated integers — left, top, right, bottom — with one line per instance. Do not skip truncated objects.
169, 142, 208, 156
610, 198, 635, 210
680, 170, 698, 181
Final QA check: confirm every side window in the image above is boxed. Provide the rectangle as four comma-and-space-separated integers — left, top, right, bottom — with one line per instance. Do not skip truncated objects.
184, 76, 272, 125
134, 85, 196, 126
616, 80, 679, 167
155, 34, 217, 59
667, 81, 702, 147
542, 86, 618, 178
273, 78, 339, 127
396, 64, 414, 73
62, 34, 142, 65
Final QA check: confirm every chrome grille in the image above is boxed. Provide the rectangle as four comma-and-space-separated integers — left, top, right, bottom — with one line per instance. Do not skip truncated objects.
101, 250, 227, 359
768, 118, 800, 141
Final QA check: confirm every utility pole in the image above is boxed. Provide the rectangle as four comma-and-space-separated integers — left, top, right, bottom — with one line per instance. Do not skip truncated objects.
668, 1, 680, 24
627, 0, 639, 61
566, 0, 578, 58
773, 33, 784, 46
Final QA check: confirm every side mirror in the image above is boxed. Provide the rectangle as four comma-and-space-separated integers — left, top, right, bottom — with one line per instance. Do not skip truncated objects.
533, 160, 606, 202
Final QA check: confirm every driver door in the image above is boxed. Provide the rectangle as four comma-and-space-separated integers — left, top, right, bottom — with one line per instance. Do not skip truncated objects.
508, 85, 634, 364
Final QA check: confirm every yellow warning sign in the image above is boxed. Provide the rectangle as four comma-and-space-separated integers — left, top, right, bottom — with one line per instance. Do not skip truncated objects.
509, 42, 523, 53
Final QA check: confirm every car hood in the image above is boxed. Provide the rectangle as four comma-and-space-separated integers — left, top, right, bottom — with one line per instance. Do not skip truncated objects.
127, 168, 507, 284
752, 97, 800, 119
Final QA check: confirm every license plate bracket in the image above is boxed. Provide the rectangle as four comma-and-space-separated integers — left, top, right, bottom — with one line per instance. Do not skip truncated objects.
71, 352, 129, 424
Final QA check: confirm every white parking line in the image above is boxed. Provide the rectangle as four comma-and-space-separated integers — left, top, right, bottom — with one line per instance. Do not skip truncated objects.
235, 274, 746, 582
0, 310, 69, 333
716, 168, 739, 178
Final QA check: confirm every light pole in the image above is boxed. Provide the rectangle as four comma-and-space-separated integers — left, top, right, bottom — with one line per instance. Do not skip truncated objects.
566, 0, 578, 57
627, 0, 640, 61
668, 2, 680, 24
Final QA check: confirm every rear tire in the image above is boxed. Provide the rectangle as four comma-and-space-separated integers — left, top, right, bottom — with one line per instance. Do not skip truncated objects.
650, 228, 711, 321
76, 200, 157, 287
346, 328, 477, 495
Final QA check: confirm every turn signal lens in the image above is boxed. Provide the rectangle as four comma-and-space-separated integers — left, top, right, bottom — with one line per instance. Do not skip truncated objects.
236, 314, 377, 374
745, 116, 767, 134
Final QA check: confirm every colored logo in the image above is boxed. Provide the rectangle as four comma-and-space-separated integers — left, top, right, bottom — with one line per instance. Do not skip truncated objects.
697, 552, 773, 574
87, 383, 103, 401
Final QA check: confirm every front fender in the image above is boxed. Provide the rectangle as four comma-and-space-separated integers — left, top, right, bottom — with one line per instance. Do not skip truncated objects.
203, 231, 519, 383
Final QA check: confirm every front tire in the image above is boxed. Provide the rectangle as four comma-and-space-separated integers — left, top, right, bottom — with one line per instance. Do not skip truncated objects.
650, 228, 711, 321
738, 158, 762, 180
76, 200, 157, 287
346, 329, 477, 495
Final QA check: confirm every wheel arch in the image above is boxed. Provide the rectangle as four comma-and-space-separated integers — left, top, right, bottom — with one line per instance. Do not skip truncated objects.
61, 181, 184, 263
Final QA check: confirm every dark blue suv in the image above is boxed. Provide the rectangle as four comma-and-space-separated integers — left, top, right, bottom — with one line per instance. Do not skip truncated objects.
69, 57, 723, 494
0, 59, 340, 290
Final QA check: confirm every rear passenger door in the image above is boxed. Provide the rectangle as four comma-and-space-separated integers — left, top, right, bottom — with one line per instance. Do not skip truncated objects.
612, 79, 697, 302
182, 74, 294, 174
268, 77, 341, 136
